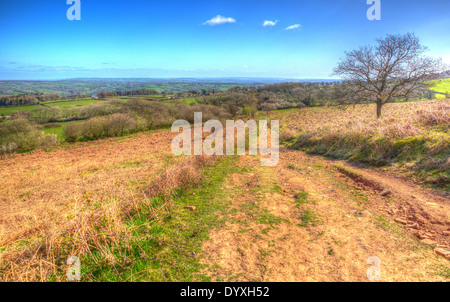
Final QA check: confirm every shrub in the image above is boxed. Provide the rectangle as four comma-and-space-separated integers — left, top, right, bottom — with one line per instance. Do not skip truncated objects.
106, 113, 137, 137
32, 107, 62, 123
81, 117, 109, 140
0, 142, 18, 155
0, 119, 35, 136
65, 114, 139, 142
146, 102, 172, 128
0, 119, 44, 151
63, 122, 82, 142
0, 119, 56, 153
297, 102, 307, 108
41, 134, 58, 150
242, 105, 253, 116
260, 103, 277, 114
123, 99, 171, 129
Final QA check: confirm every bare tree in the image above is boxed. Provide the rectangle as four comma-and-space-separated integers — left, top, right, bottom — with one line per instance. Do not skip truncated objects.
108, 113, 136, 136
332, 33, 445, 118
260, 103, 277, 115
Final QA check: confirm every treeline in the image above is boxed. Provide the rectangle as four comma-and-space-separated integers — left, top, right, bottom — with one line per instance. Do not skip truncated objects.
257, 82, 335, 105
24, 94, 241, 125
64, 94, 91, 99
0, 93, 92, 107
197, 82, 337, 115
0, 94, 61, 106
1, 99, 232, 153
258, 81, 434, 107
63, 99, 231, 142
97, 89, 160, 98
30, 100, 123, 124
197, 81, 435, 115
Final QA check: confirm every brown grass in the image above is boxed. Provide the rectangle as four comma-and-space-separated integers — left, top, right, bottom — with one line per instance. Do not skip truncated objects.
271, 99, 449, 135
147, 154, 216, 198
268, 99, 449, 186
0, 129, 217, 281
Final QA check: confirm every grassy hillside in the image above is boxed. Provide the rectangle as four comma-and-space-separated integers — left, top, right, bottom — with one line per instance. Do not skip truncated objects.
266, 99, 449, 190
0, 95, 200, 144
1, 127, 449, 281
0, 104, 41, 116
429, 78, 450, 99
43, 98, 103, 108
0, 98, 105, 116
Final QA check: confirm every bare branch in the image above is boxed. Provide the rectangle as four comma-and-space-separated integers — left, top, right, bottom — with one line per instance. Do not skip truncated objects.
332, 33, 446, 118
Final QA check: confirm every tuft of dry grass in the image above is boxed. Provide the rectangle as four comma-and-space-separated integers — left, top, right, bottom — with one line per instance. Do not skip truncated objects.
279, 128, 298, 142
147, 154, 216, 198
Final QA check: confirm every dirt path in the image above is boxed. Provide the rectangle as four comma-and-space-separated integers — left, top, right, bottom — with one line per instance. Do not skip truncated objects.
201, 148, 450, 281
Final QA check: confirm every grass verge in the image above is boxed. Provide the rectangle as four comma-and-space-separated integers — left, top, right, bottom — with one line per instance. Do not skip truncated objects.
0, 155, 240, 282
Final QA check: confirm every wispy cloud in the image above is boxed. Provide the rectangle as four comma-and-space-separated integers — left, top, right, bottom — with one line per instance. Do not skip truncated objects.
15, 65, 86, 72
285, 24, 302, 31
263, 20, 278, 27
203, 15, 236, 26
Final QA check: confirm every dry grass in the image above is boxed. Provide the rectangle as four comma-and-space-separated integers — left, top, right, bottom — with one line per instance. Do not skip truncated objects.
267, 99, 449, 187
0, 129, 217, 281
271, 100, 449, 135
147, 154, 216, 198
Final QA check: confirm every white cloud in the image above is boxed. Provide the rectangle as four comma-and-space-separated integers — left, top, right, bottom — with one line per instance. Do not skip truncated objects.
203, 15, 236, 26
285, 24, 302, 31
263, 20, 278, 27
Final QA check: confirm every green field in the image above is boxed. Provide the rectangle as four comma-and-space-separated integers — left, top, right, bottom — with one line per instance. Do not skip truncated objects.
0, 93, 198, 120
42, 121, 79, 141
0, 104, 41, 116
0, 98, 105, 116
182, 97, 196, 104
38, 96, 197, 142
44, 98, 104, 108
429, 78, 450, 99
1, 95, 198, 142
162, 97, 196, 104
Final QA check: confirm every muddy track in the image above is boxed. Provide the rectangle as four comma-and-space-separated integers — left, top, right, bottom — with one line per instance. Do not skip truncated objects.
201, 148, 450, 281
280, 147, 450, 257
323, 153, 450, 248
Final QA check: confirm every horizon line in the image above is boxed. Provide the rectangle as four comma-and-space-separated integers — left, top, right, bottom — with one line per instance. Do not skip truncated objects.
0, 76, 341, 82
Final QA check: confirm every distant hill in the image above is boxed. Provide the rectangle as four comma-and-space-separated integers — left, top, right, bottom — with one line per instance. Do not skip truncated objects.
0, 78, 340, 97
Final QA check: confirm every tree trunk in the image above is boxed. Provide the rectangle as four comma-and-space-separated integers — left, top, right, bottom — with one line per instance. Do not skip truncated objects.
376, 101, 382, 119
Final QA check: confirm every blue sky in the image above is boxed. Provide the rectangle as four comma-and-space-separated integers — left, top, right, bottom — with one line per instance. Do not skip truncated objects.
0, 0, 449, 80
